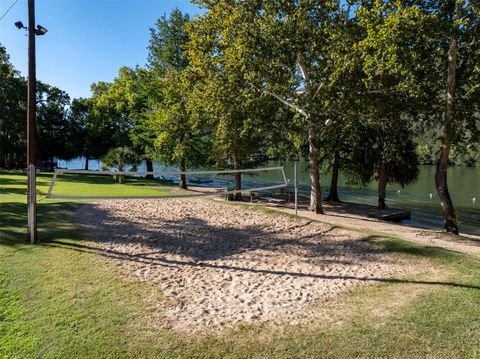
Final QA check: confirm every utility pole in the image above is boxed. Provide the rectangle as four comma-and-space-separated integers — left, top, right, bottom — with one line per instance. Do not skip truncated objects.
26, 0, 37, 243
15, 1, 47, 244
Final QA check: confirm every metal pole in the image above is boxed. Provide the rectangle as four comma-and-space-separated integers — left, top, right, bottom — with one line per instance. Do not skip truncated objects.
26, 0, 37, 243
294, 161, 298, 216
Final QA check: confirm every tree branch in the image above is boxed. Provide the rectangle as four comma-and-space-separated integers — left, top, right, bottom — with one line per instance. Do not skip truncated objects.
263, 89, 310, 118
312, 82, 324, 99
329, 107, 377, 120
458, 39, 477, 49
297, 52, 311, 94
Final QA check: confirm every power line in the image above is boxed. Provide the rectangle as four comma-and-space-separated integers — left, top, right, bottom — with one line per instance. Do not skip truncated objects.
0, 0, 19, 23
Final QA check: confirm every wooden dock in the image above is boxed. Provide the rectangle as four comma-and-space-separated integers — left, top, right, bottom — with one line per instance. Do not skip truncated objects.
367, 209, 411, 222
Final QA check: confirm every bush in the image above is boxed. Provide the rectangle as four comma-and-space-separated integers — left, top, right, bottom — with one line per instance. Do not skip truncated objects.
101, 147, 141, 183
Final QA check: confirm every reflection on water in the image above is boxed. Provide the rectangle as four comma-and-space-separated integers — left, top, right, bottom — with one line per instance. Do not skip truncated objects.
58, 157, 479, 235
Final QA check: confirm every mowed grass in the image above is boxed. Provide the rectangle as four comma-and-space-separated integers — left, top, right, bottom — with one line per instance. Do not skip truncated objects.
51, 172, 174, 198
1, 171, 480, 358
0, 171, 174, 203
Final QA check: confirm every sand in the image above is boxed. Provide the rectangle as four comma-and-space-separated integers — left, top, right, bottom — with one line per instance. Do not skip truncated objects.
77, 198, 416, 332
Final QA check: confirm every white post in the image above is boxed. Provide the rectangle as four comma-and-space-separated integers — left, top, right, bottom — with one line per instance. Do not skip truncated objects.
27, 164, 37, 243
294, 161, 298, 216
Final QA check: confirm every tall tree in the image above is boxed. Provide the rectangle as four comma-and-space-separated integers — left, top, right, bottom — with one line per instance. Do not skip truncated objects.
432, 0, 479, 234
148, 8, 190, 76
352, 1, 435, 209
191, 0, 357, 212
395, 0, 480, 233
147, 9, 207, 189
69, 97, 93, 170
1, 43, 79, 170
150, 70, 211, 189
0, 43, 27, 169
187, 3, 279, 199
346, 117, 419, 209
89, 81, 132, 154
94, 66, 155, 173
36, 82, 74, 169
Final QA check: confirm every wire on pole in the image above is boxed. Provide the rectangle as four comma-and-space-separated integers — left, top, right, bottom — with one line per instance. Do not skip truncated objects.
0, 0, 19, 23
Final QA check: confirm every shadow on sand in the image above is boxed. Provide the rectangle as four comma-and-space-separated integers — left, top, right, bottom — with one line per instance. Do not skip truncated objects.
38, 201, 480, 292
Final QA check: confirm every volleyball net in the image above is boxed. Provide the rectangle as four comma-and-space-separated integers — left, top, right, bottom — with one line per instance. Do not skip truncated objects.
46, 166, 288, 200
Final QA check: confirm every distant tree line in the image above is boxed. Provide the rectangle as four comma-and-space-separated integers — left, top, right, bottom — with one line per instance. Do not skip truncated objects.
1, 1, 479, 234
1, 46, 79, 170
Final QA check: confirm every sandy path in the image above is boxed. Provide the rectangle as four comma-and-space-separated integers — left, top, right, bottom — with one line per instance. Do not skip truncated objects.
273, 206, 480, 257
77, 198, 416, 332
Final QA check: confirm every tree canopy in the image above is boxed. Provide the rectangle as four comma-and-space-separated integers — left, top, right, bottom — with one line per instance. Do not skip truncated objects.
1, 1, 479, 234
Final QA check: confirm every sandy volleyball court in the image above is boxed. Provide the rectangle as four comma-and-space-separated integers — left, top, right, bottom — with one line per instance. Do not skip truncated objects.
77, 199, 415, 331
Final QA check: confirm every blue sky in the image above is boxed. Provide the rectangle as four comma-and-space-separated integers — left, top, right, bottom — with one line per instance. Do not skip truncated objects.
0, 0, 201, 99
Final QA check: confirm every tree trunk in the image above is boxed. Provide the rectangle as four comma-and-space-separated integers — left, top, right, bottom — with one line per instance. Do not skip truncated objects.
435, 3, 460, 234
265, 53, 324, 213
233, 155, 242, 201
377, 162, 388, 210
297, 52, 323, 213
179, 159, 187, 189
4, 153, 9, 169
308, 119, 323, 214
325, 149, 341, 202
84, 156, 89, 171
146, 159, 154, 179
436, 146, 458, 233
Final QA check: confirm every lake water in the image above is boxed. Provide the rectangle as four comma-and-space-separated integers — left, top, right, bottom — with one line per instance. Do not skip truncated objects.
58, 157, 479, 235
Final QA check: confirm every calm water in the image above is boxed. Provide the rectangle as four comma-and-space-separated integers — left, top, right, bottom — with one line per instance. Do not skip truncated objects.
58, 158, 480, 235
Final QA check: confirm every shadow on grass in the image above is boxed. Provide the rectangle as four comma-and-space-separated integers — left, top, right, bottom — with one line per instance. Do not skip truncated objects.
0, 201, 79, 246
0, 187, 27, 196
0, 176, 27, 186
361, 236, 476, 262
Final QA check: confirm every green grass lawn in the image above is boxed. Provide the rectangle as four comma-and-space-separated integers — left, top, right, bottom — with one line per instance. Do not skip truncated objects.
1, 171, 480, 358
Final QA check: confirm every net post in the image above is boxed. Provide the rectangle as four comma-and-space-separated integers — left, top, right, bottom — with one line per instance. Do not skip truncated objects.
27, 164, 38, 243
294, 161, 298, 216
47, 170, 58, 198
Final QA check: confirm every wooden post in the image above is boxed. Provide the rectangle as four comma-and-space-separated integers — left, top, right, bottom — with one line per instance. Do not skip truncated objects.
27, 165, 37, 243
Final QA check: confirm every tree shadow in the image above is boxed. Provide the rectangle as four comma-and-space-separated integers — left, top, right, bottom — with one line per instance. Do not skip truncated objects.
40, 201, 478, 291
362, 235, 480, 260
72, 202, 394, 263
0, 201, 79, 246
0, 187, 27, 195
3, 198, 479, 292
0, 176, 27, 186
45, 237, 480, 291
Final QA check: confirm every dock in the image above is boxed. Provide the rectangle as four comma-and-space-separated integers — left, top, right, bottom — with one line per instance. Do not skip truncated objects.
367, 209, 411, 222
